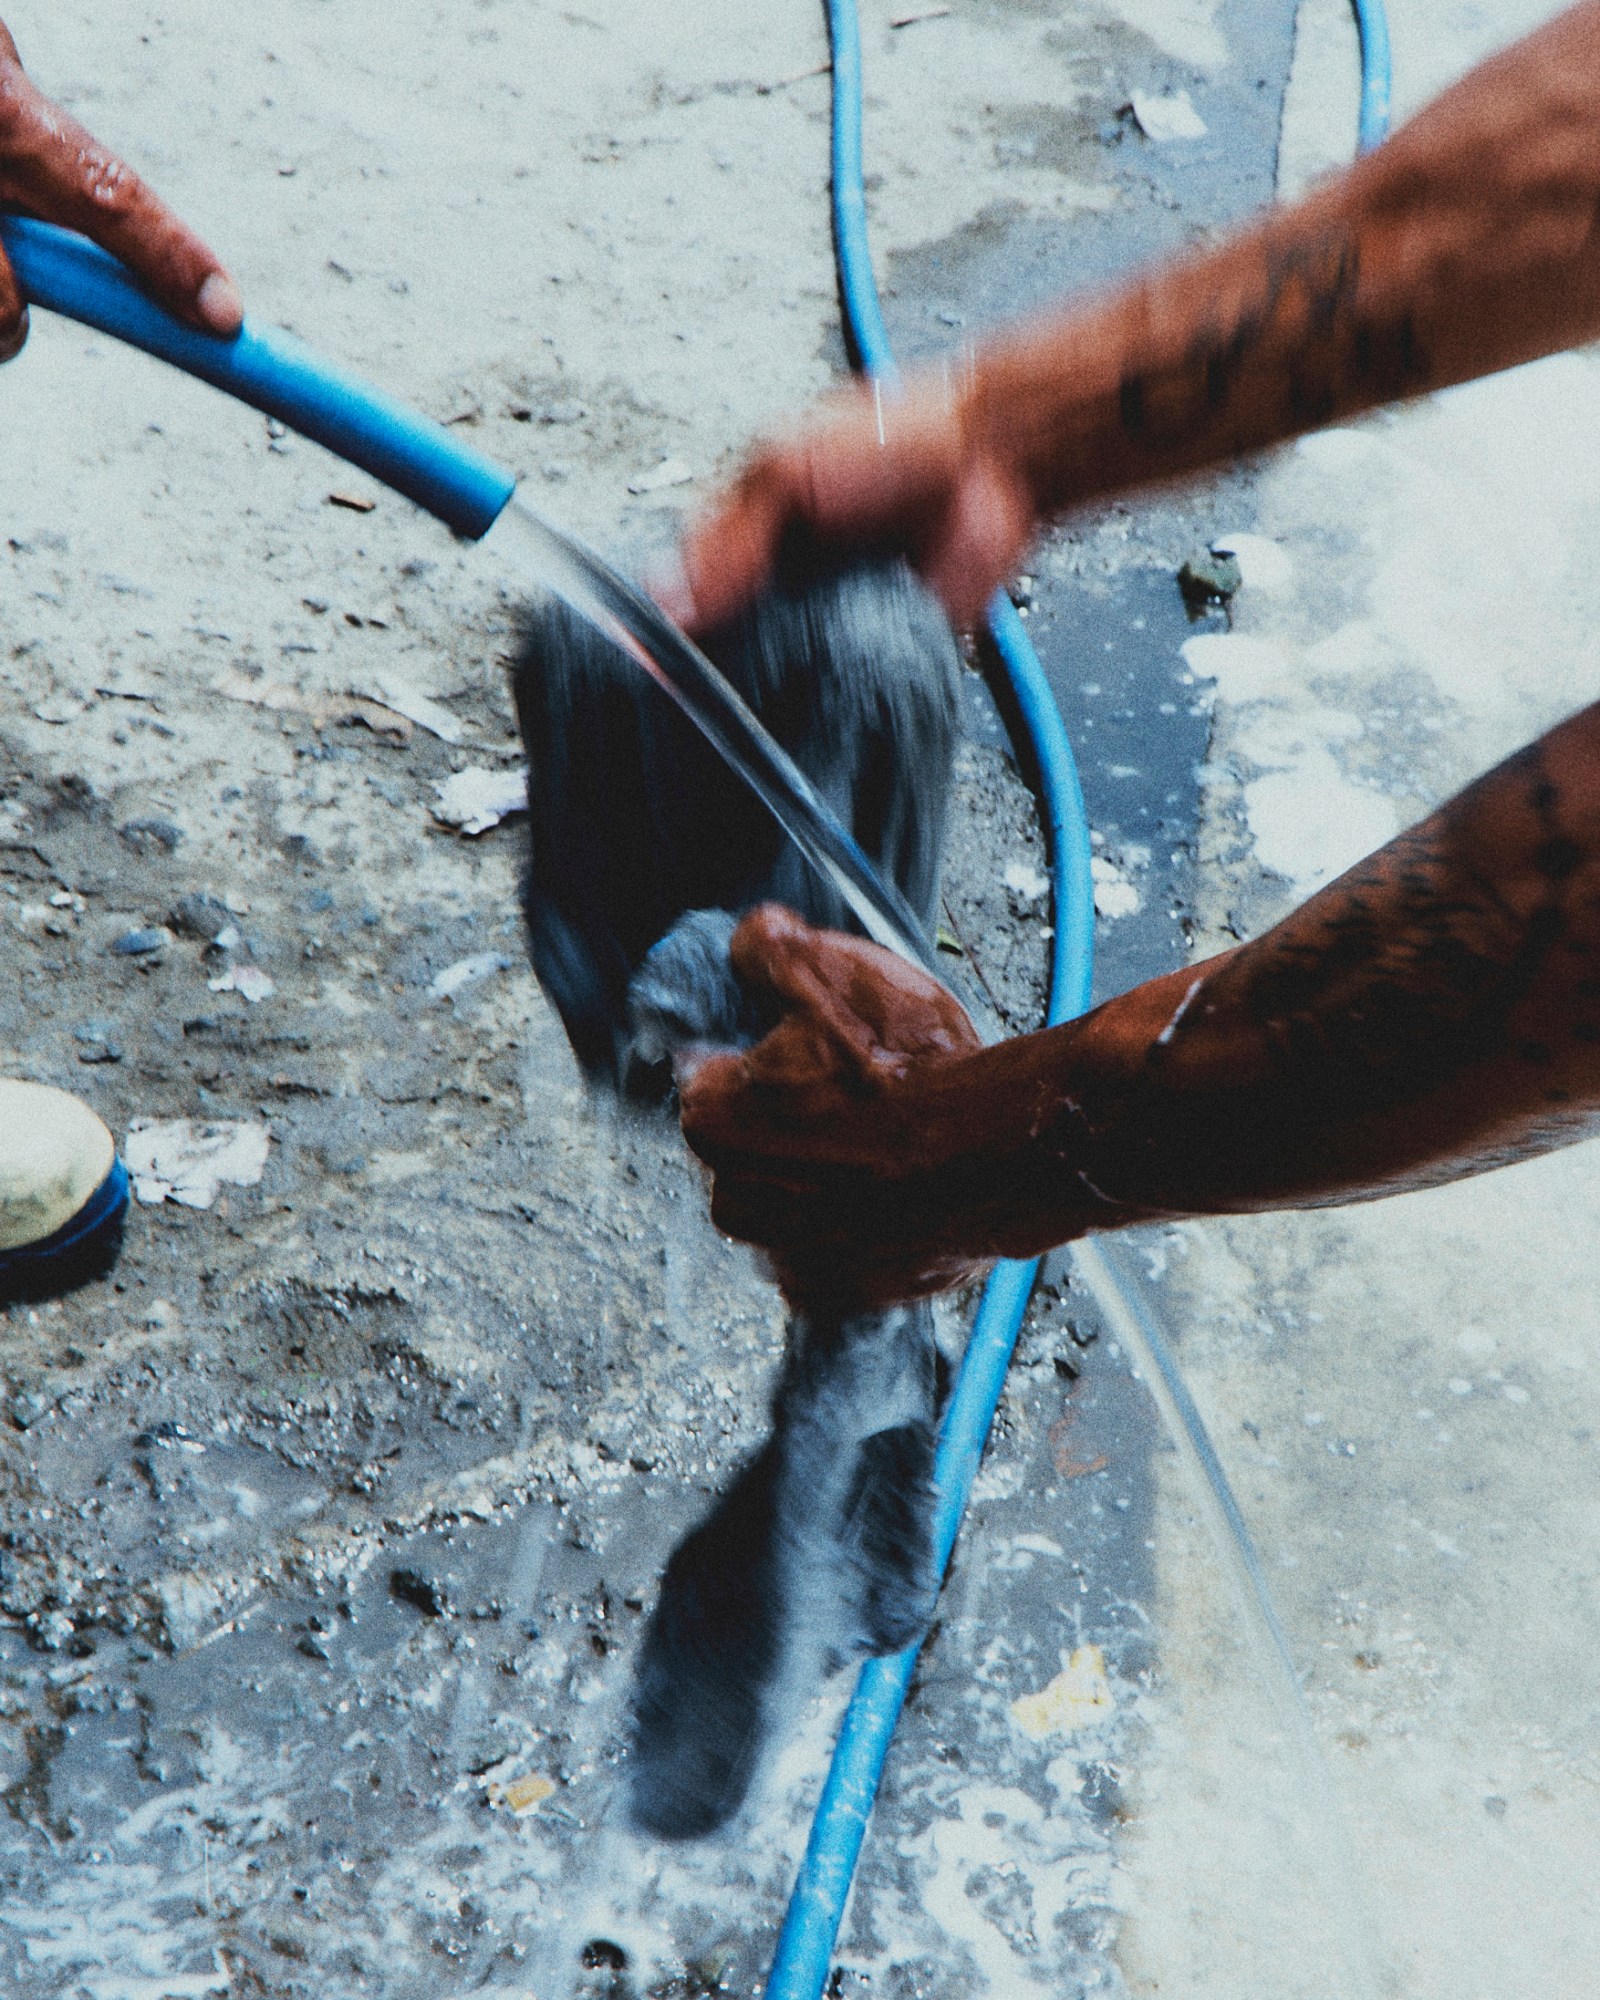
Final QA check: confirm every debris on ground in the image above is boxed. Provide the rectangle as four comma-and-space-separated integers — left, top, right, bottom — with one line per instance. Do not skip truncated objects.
124, 1118, 272, 1208
1208, 532, 1295, 595
343, 670, 466, 743
215, 670, 415, 741
428, 951, 512, 1003
1177, 547, 1243, 609
1009, 1644, 1115, 1739
1128, 89, 1209, 143
626, 456, 695, 496
207, 964, 276, 1003
433, 764, 530, 835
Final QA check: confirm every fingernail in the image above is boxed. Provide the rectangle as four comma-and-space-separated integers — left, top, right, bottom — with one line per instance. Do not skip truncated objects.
196, 271, 243, 336
0, 305, 30, 364
646, 551, 696, 631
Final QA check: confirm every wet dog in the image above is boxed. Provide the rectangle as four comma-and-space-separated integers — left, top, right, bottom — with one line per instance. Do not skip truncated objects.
510, 562, 961, 1837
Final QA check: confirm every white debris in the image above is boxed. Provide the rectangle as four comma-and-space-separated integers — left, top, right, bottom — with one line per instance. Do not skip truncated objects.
125, 1119, 271, 1209
154, 1572, 226, 1654
1002, 861, 1049, 901
1010, 1645, 1115, 1739
1010, 1532, 1065, 1558
627, 455, 695, 495
1181, 631, 1297, 703
433, 765, 530, 836
344, 672, 465, 744
208, 965, 276, 1003
429, 951, 512, 1003
215, 672, 416, 741
1091, 856, 1142, 919
84, 1964, 232, 1998
1241, 752, 1399, 891
1129, 89, 1208, 143
1210, 531, 1296, 595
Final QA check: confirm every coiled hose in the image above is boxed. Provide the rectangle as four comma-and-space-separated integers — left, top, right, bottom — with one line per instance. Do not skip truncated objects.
761, 3, 1393, 1996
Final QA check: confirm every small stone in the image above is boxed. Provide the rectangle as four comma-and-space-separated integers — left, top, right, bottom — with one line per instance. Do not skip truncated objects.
208, 965, 276, 1003
112, 926, 171, 957
627, 456, 695, 496
118, 818, 185, 855
581, 1940, 629, 1972
8, 1390, 49, 1431
1177, 551, 1242, 609
73, 1020, 123, 1064
169, 891, 233, 941
389, 1569, 450, 1618
29, 1609, 75, 1653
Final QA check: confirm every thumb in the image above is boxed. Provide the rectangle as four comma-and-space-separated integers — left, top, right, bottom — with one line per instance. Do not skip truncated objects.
0, 243, 27, 362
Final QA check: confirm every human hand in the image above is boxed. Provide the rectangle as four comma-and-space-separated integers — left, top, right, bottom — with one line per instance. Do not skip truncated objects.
677, 904, 1002, 1307
657, 367, 1038, 635
0, 21, 241, 361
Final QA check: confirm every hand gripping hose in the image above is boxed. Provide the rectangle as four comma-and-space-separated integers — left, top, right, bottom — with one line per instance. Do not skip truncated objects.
760, 3, 1393, 1996
0, 216, 515, 539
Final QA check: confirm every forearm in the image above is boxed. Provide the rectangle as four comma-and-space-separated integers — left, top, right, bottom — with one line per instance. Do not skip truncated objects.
961, 0, 1600, 517
931, 702, 1600, 1256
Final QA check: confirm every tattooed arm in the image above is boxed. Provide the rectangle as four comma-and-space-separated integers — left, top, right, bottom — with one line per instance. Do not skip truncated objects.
663, 0, 1600, 630
680, 703, 1600, 1306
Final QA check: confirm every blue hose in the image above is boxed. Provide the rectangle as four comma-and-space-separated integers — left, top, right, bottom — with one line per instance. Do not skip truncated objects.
766, 0, 1394, 1992
1352, 0, 1393, 154
764, 7, 1096, 1996
0, 216, 514, 539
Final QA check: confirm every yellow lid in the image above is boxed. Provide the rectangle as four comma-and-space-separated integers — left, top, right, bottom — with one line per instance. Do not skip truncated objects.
0, 1080, 116, 1253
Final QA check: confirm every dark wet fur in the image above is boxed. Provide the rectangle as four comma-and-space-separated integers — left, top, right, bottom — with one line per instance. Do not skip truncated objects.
628, 1295, 941, 1839
511, 561, 961, 1089
509, 562, 961, 1839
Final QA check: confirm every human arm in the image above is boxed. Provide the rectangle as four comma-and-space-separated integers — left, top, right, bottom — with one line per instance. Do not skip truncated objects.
680, 700, 1600, 1306
664, 0, 1600, 630
0, 19, 241, 360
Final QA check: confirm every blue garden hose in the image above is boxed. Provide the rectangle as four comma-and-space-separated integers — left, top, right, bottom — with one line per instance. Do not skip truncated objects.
763, 9, 1094, 1995
1352, 0, 1393, 154
763, 2, 1394, 1996
0, 216, 514, 539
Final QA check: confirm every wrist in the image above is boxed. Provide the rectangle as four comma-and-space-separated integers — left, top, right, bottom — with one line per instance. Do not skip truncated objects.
958, 319, 1115, 527
890, 1024, 1168, 1261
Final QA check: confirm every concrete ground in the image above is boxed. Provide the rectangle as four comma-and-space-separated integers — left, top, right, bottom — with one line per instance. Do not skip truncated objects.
0, 0, 1594, 1996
